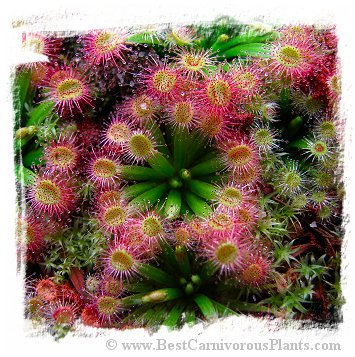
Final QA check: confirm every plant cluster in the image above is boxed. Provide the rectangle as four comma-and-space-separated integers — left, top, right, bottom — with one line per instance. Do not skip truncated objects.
14, 18, 343, 339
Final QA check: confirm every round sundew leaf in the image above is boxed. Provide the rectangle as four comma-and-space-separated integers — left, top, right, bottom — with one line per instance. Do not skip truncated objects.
141, 215, 163, 237
276, 45, 302, 68
218, 186, 243, 208
56, 78, 84, 101
53, 306, 75, 325
103, 205, 127, 227
110, 249, 134, 271
48, 146, 75, 169
206, 79, 232, 107
241, 263, 263, 285
227, 144, 253, 168
97, 296, 120, 316
215, 242, 239, 265
152, 70, 177, 94
35, 180, 61, 205
128, 133, 154, 160
93, 158, 117, 179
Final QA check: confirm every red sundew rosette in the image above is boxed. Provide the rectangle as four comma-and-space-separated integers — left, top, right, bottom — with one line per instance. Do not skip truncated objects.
33, 278, 58, 303
21, 32, 62, 69
90, 293, 123, 327
172, 47, 216, 80
101, 241, 144, 282
117, 92, 159, 127
80, 29, 130, 68
137, 57, 186, 105
125, 208, 169, 254
26, 169, 78, 219
229, 60, 266, 103
16, 212, 47, 262
41, 64, 94, 117
263, 34, 320, 86
101, 113, 136, 152
236, 253, 272, 288
44, 300, 80, 327
43, 132, 82, 175
86, 149, 121, 189
194, 67, 239, 116
96, 196, 132, 239
81, 303, 102, 327
197, 227, 248, 277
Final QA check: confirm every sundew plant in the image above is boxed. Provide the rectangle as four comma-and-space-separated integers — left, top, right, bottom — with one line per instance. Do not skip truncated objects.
13, 17, 343, 339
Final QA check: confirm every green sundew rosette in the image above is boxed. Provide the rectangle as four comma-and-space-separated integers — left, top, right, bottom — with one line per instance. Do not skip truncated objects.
122, 123, 227, 218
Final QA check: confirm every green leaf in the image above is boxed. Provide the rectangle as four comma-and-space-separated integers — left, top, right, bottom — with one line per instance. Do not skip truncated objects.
284, 116, 304, 141
158, 239, 180, 271
125, 281, 156, 293
145, 118, 170, 157
148, 152, 175, 177
215, 31, 278, 53
185, 180, 217, 201
121, 181, 159, 200
183, 191, 213, 218
22, 147, 44, 167
163, 301, 186, 328
146, 304, 170, 328
286, 138, 309, 150
163, 189, 181, 219
174, 246, 191, 276
200, 260, 218, 281
13, 69, 32, 120
129, 182, 169, 208
127, 32, 163, 45
194, 294, 218, 319
189, 157, 225, 177
184, 132, 209, 168
184, 308, 196, 326
221, 43, 271, 59
211, 300, 238, 317
26, 101, 55, 126
138, 263, 178, 286
173, 126, 189, 169
120, 165, 166, 181
15, 165, 37, 187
